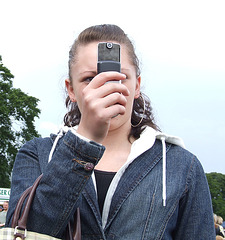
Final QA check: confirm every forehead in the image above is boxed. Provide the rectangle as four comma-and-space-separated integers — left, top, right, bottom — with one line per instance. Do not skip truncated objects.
76, 42, 98, 64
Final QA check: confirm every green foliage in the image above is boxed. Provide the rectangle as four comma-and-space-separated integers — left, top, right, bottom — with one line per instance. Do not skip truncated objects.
206, 172, 225, 220
0, 55, 41, 187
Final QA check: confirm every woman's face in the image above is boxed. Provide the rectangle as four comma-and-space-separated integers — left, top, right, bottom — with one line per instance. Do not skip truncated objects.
66, 42, 140, 132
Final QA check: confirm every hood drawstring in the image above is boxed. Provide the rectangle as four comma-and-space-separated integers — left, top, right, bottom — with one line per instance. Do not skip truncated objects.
48, 125, 84, 163
48, 126, 71, 163
161, 137, 167, 207
156, 133, 185, 207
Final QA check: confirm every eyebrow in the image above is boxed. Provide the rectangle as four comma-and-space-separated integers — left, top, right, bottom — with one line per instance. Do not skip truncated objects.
80, 71, 97, 76
80, 68, 130, 75
121, 68, 131, 72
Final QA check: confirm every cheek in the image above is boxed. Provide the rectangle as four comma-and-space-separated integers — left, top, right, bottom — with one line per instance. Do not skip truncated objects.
70, 84, 83, 111
124, 79, 138, 111
124, 90, 135, 114
72, 81, 85, 99
124, 79, 137, 97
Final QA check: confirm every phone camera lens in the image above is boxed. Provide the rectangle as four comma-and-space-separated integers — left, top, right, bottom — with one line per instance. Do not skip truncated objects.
106, 42, 113, 49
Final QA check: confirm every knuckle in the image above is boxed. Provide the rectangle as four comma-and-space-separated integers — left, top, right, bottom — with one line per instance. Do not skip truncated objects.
96, 111, 105, 122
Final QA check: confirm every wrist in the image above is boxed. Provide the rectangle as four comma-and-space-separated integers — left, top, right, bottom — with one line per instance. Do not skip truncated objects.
76, 125, 104, 144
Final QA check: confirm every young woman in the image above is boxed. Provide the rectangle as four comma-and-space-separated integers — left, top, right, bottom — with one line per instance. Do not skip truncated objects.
6, 24, 215, 239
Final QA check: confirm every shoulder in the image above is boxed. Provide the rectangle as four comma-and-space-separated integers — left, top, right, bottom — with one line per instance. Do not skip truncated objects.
167, 142, 203, 173
19, 134, 55, 154
166, 143, 209, 193
15, 135, 56, 171
167, 142, 195, 161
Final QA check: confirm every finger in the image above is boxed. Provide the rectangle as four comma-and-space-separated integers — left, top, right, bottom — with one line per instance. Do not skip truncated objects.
102, 92, 127, 108
104, 104, 127, 118
89, 72, 127, 88
82, 81, 130, 107
83, 92, 127, 122
99, 82, 130, 98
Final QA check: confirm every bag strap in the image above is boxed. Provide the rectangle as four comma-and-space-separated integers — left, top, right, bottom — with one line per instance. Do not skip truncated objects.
17, 174, 43, 230
12, 174, 81, 240
12, 174, 43, 240
11, 185, 32, 228
66, 208, 81, 240
73, 208, 81, 240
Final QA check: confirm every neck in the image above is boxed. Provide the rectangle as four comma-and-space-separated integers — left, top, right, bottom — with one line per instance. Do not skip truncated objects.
102, 123, 133, 149
70, 122, 135, 172
95, 123, 134, 172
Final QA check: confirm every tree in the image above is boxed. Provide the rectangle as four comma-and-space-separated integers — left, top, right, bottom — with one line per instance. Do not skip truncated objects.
0, 55, 41, 187
206, 172, 225, 220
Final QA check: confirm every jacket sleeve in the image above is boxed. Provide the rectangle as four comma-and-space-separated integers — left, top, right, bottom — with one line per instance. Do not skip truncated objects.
174, 156, 216, 239
6, 131, 105, 238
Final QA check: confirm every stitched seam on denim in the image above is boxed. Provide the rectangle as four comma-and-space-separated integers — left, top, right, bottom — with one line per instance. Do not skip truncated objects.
157, 199, 180, 240
141, 191, 156, 240
64, 139, 99, 161
51, 176, 87, 236
182, 155, 196, 197
83, 190, 104, 233
73, 159, 87, 166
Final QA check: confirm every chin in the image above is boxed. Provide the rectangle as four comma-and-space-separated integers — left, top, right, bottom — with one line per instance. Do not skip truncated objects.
109, 115, 131, 131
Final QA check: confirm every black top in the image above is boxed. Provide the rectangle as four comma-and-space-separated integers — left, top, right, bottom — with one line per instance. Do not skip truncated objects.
94, 169, 116, 216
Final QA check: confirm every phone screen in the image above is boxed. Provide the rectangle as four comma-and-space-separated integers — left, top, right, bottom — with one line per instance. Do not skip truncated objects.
97, 42, 121, 73
98, 42, 120, 62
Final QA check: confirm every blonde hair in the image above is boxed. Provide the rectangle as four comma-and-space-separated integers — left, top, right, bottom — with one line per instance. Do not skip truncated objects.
217, 216, 224, 225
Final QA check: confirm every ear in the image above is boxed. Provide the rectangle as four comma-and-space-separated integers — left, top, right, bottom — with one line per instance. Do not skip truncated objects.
65, 79, 76, 102
134, 76, 141, 99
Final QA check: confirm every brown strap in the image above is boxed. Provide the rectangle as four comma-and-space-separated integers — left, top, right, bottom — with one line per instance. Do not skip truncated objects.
11, 185, 32, 228
66, 222, 73, 240
13, 174, 43, 240
73, 208, 81, 240
66, 208, 81, 240
17, 174, 43, 230
12, 174, 81, 240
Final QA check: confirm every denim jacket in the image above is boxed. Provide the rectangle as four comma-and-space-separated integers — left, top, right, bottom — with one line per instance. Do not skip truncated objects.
6, 127, 215, 239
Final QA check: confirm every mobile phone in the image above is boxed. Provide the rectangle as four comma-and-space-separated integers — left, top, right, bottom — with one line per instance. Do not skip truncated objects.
97, 42, 121, 75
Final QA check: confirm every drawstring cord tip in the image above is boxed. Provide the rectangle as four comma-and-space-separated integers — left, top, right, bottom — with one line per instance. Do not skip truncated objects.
161, 136, 167, 207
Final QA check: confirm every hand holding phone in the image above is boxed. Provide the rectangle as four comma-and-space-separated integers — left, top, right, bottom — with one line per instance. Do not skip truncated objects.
76, 42, 127, 143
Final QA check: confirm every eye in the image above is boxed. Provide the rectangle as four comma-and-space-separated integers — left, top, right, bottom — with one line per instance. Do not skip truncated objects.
84, 77, 94, 82
121, 73, 128, 82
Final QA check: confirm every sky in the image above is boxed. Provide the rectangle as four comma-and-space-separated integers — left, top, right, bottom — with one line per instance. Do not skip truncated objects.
0, 0, 225, 173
